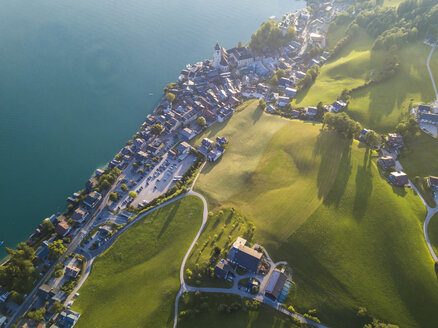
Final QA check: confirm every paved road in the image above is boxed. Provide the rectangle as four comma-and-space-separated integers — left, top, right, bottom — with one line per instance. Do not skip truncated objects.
5, 177, 123, 328
427, 45, 438, 101
383, 149, 438, 262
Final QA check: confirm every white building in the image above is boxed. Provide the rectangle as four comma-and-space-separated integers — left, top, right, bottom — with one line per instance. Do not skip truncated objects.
214, 43, 229, 72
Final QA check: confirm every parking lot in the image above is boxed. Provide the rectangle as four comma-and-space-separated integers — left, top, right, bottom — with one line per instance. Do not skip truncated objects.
116, 152, 196, 210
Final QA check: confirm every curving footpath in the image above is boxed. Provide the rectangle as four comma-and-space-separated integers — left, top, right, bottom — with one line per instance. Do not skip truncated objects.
427, 45, 438, 101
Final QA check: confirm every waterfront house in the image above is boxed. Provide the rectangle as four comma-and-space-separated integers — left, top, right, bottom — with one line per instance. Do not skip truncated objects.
389, 171, 409, 187
55, 221, 71, 237
227, 237, 262, 273
84, 191, 102, 209
214, 259, 231, 280
378, 156, 395, 171
72, 208, 88, 223
85, 177, 98, 193
428, 176, 438, 191
35, 240, 50, 260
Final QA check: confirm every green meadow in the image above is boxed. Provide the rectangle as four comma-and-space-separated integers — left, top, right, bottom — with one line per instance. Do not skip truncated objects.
72, 196, 203, 328
428, 213, 438, 257
194, 102, 438, 327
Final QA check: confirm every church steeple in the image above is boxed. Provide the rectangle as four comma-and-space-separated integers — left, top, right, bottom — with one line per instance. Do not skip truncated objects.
215, 42, 221, 51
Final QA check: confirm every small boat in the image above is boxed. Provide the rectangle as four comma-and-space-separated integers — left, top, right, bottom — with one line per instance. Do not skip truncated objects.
149, 93, 154, 96
0, 241, 4, 247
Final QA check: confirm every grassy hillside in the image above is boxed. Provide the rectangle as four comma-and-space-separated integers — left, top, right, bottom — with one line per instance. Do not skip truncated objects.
428, 213, 438, 257
192, 99, 289, 206
72, 196, 203, 328
399, 131, 438, 179
194, 102, 438, 328
178, 293, 301, 328
294, 30, 385, 108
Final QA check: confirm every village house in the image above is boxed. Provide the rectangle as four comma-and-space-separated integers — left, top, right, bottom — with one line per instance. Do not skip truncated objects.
377, 156, 396, 171
278, 96, 290, 107
65, 265, 81, 279
265, 269, 288, 301
83, 191, 102, 209
427, 176, 438, 191
35, 240, 51, 260
71, 208, 88, 223
389, 171, 409, 187
227, 237, 262, 273
58, 309, 81, 328
330, 100, 347, 113
180, 127, 196, 141
214, 259, 232, 280
387, 133, 404, 149
284, 87, 297, 97
176, 142, 191, 160
55, 221, 71, 237
305, 106, 318, 117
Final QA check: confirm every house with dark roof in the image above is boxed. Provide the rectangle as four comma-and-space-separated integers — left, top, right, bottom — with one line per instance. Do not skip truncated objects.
227, 237, 262, 273
265, 269, 287, 301
214, 259, 231, 279
180, 127, 196, 141
71, 208, 88, 223
387, 133, 404, 148
83, 191, 102, 209
65, 265, 80, 279
420, 112, 438, 125
427, 176, 438, 191
331, 100, 347, 113
418, 104, 431, 113
377, 156, 395, 171
284, 88, 297, 97
389, 171, 409, 187
55, 221, 71, 237
58, 310, 81, 328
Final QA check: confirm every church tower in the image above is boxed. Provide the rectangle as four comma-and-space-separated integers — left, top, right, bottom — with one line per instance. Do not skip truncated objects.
214, 42, 221, 68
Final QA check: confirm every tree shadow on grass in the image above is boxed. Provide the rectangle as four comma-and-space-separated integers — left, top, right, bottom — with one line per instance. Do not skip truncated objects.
157, 201, 181, 239
313, 130, 352, 207
252, 105, 263, 123
353, 149, 373, 220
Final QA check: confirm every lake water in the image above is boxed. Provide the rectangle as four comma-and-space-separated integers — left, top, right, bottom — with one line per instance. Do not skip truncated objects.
0, 0, 305, 258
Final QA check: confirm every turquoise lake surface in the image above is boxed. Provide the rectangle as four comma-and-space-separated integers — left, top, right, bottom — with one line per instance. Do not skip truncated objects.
0, 0, 305, 258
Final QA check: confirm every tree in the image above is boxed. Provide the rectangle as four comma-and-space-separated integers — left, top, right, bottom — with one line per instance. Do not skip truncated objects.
121, 184, 128, 191
109, 192, 118, 202
52, 301, 64, 313
237, 41, 243, 48
100, 179, 111, 190
47, 240, 66, 260
285, 25, 296, 42
258, 99, 267, 110
197, 116, 206, 127
364, 130, 381, 148
41, 219, 54, 232
364, 318, 399, 328
27, 308, 46, 322
129, 191, 138, 199
166, 92, 176, 103
151, 124, 164, 135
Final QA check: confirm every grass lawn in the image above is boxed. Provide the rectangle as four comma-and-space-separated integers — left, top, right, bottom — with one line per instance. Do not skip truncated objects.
192, 99, 290, 206
194, 102, 438, 327
346, 41, 437, 132
72, 196, 203, 328
428, 213, 438, 257
399, 132, 438, 179
178, 293, 301, 328
293, 30, 383, 108
184, 208, 254, 288
295, 21, 438, 132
